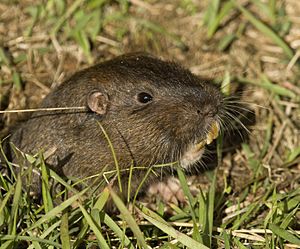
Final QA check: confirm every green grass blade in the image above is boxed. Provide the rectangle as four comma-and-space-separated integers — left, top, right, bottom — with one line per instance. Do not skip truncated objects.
280, 204, 300, 229
137, 19, 187, 50
60, 211, 71, 249
51, 0, 84, 35
78, 203, 110, 249
269, 224, 300, 245
12, 70, 22, 90
26, 190, 86, 232
103, 213, 135, 249
0, 142, 17, 181
286, 145, 300, 163
233, 186, 273, 229
0, 235, 62, 248
48, 168, 79, 194
0, 240, 13, 249
73, 188, 110, 248
97, 122, 122, 194
93, 187, 110, 211
27, 238, 42, 249
177, 167, 201, 241
72, 222, 89, 248
207, 170, 217, 247
72, 30, 92, 64
260, 74, 296, 98
40, 154, 53, 213
251, 0, 275, 22
132, 166, 153, 207
197, 188, 207, 244
207, 1, 235, 38
0, 47, 11, 65
109, 187, 149, 249
260, 113, 273, 158
139, 204, 173, 226
232, 0, 294, 59
203, 0, 220, 28
37, 220, 62, 241
127, 163, 134, 203
218, 34, 236, 51
0, 184, 14, 221
233, 237, 249, 249
138, 207, 209, 249
9, 174, 22, 235
223, 230, 231, 249
237, 76, 296, 98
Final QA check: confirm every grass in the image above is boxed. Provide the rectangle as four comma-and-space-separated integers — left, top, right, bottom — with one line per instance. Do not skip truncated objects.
1, 146, 299, 248
0, 0, 300, 248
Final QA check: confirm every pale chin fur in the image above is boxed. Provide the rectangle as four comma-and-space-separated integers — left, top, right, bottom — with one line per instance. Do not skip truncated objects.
179, 121, 219, 169
179, 147, 205, 169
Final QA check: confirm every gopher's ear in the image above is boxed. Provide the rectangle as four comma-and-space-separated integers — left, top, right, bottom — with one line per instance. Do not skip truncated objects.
87, 91, 109, 115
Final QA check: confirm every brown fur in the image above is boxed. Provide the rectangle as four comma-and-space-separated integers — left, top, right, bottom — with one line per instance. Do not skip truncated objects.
8, 53, 223, 200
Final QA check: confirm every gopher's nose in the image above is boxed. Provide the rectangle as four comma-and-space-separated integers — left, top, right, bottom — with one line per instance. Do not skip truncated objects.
196, 105, 218, 117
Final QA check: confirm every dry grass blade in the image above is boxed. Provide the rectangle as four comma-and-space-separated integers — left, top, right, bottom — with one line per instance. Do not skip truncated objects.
0, 107, 86, 114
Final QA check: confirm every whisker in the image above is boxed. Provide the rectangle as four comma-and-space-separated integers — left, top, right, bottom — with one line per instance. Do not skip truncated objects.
222, 106, 253, 123
223, 104, 254, 114
224, 111, 250, 134
223, 100, 267, 110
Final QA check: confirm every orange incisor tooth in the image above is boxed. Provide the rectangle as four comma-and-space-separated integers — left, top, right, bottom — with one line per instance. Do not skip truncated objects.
206, 122, 219, 145
195, 140, 206, 150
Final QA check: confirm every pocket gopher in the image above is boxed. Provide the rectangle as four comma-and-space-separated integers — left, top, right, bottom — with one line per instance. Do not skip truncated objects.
8, 53, 223, 201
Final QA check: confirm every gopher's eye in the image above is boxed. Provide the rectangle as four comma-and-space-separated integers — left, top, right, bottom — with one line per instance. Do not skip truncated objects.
136, 92, 153, 104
